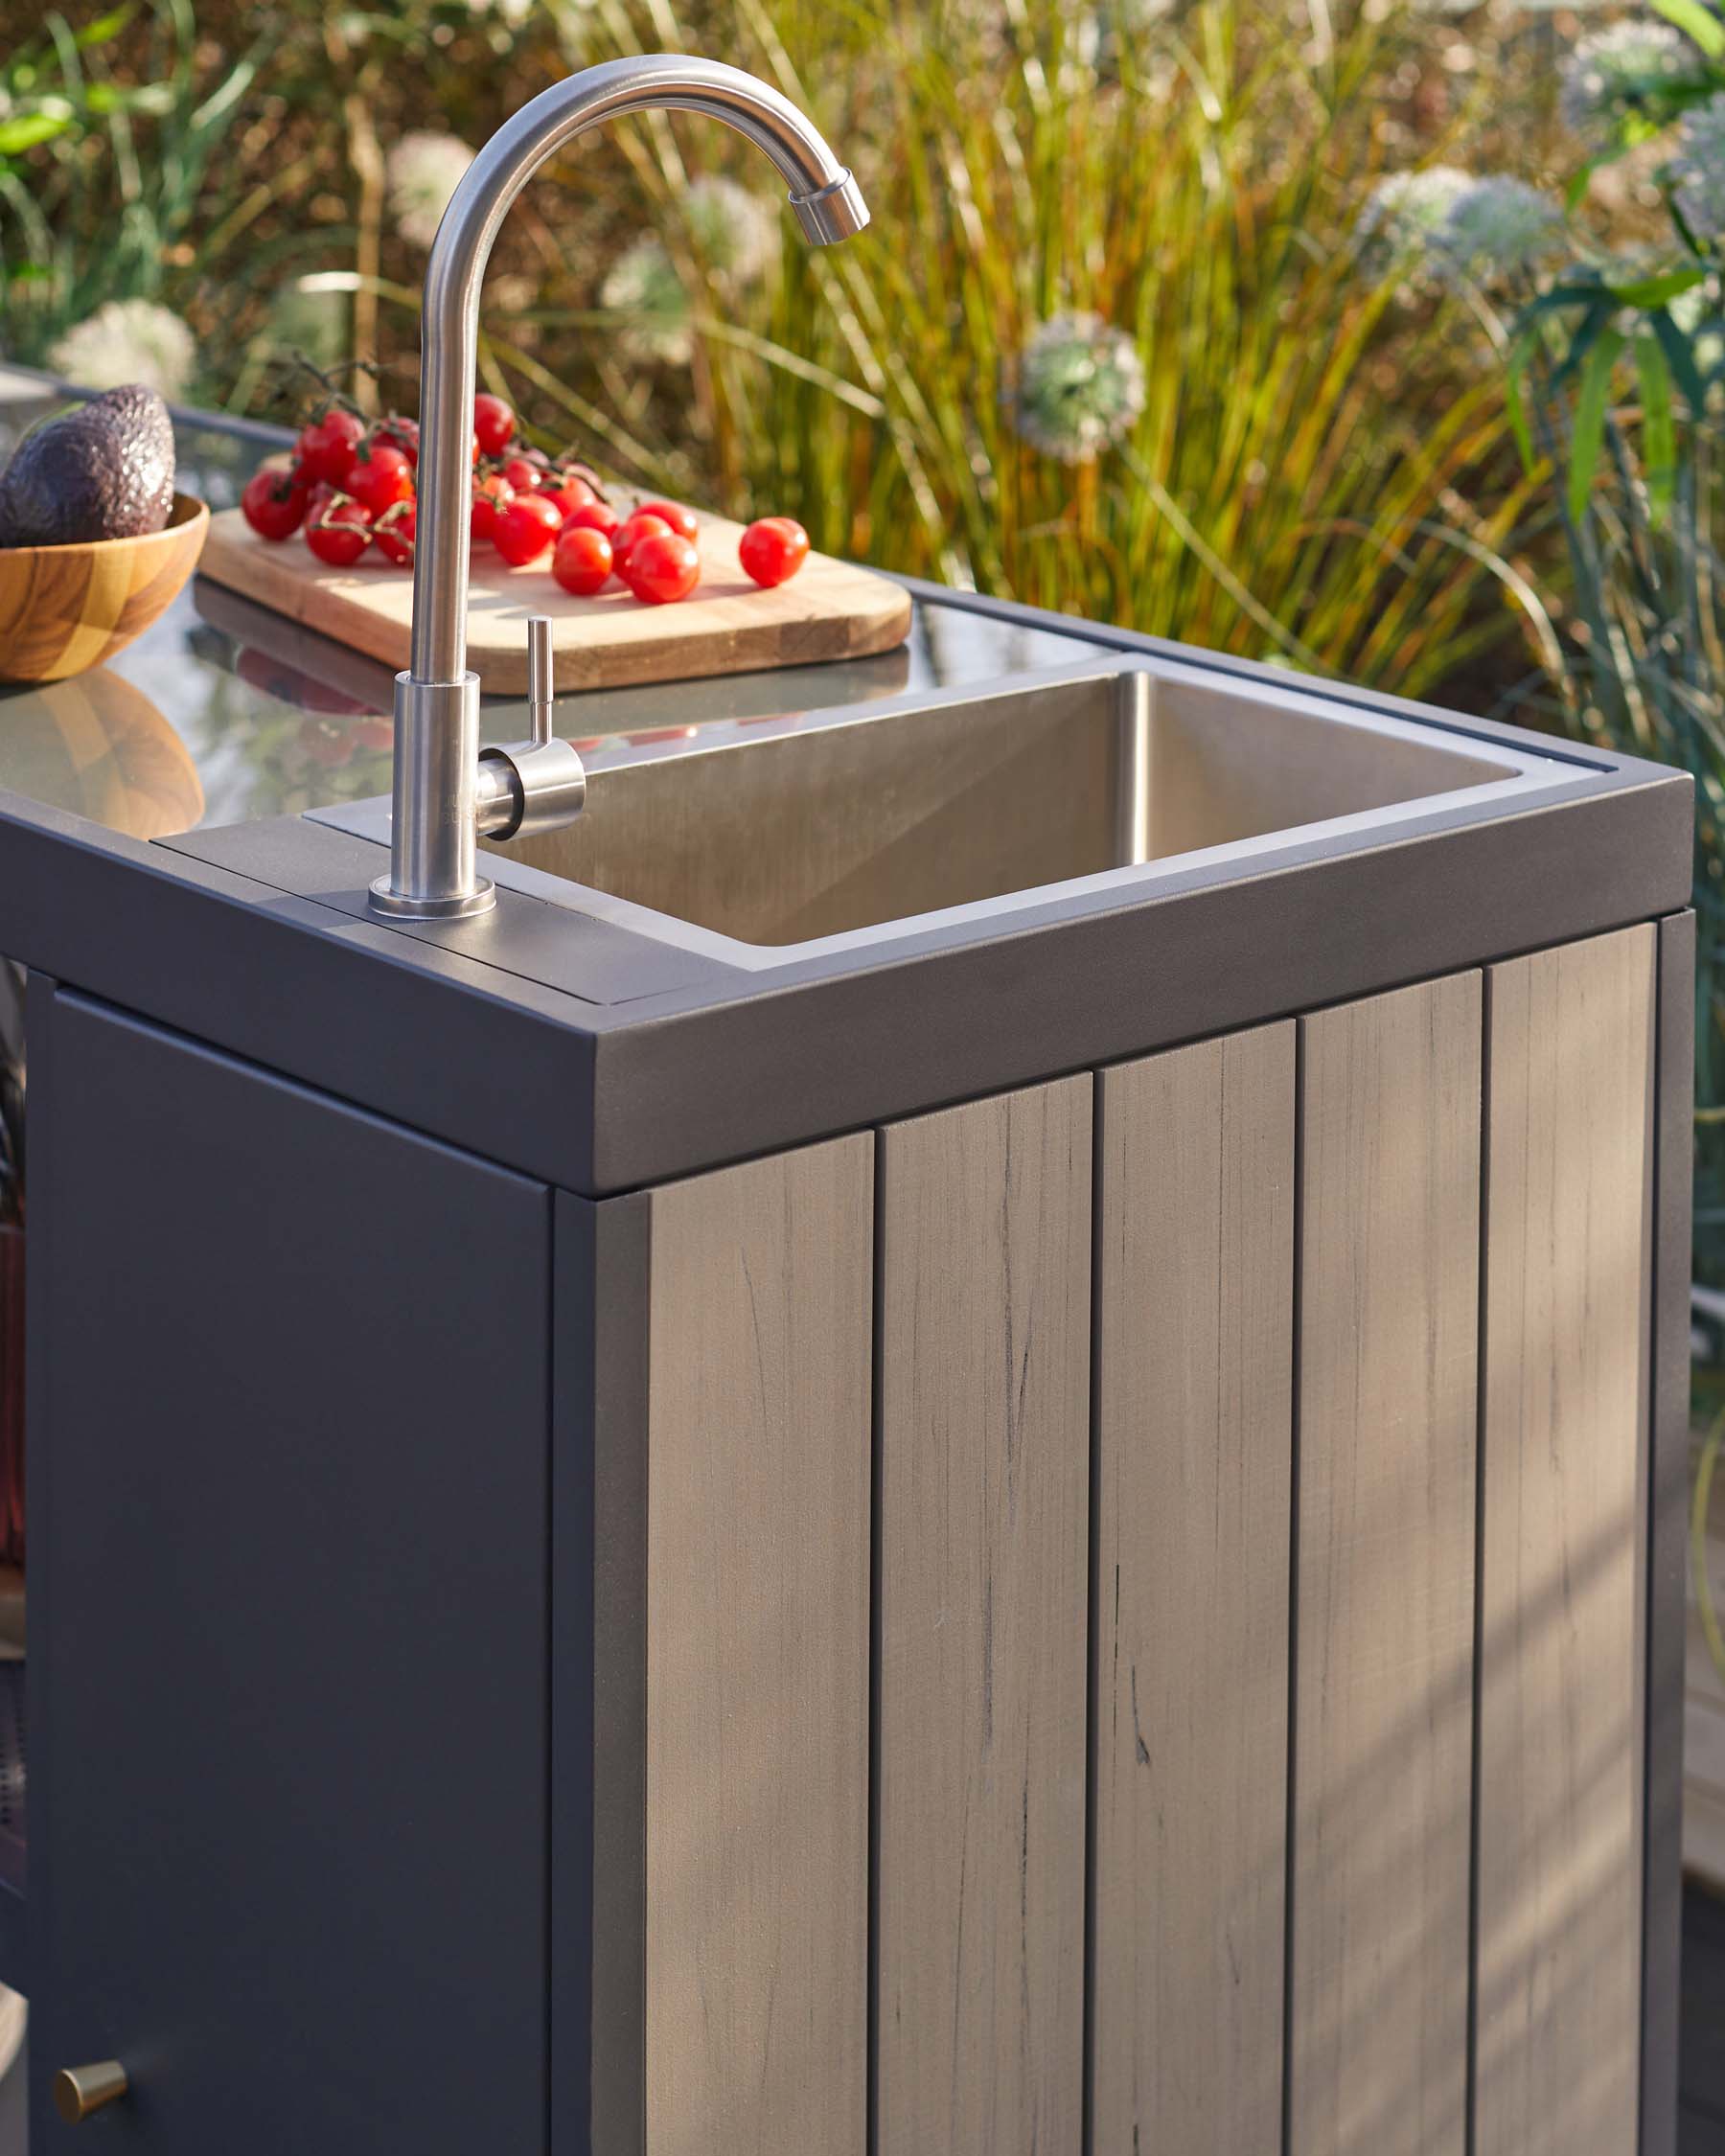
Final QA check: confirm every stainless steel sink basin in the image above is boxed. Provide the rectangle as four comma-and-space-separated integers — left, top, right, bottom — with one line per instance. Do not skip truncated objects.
477, 657, 1558, 951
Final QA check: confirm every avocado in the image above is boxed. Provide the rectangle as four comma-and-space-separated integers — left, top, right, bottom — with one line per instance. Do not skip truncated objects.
0, 384, 175, 548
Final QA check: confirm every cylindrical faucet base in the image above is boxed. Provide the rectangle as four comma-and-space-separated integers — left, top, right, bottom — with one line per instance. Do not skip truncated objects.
370, 672, 495, 920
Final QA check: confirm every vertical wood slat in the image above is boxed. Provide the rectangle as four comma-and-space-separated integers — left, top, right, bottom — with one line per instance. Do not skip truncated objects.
1475, 926, 1656, 2156
1092, 1022, 1297, 2156
1292, 972, 1483, 2156
642, 1134, 875, 2156
875, 1076, 1092, 2156
1645, 909, 1696, 2156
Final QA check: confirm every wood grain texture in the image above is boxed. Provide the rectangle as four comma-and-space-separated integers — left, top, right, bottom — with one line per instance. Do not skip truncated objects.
643, 1135, 874, 2156
875, 1076, 1092, 2156
0, 493, 207, 681
1292, 972, 1482, 2156
1092, 1022, 1296, 2156
199, 503, 910, 692
1476, 927, 1655, 2156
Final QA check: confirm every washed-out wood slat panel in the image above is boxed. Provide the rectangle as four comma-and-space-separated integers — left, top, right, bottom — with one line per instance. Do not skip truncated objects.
1291, 972, 1482, 2156
1092, 1021, 1297, 2156
1475, 926, 1655, 2156
641, 1135, 875, 2156
875, 1076, 1092, 2156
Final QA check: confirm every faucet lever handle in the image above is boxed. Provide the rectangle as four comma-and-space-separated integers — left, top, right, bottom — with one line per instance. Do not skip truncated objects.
527, 615, 553, 747
475, 616, 586, 844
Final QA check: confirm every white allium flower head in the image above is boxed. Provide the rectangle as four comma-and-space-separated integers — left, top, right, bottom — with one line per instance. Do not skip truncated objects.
1435, 175, 1564, 286
1353, 165, 1474, 277
386, 131, 476, 250
48, 298, 196, 400
1011, 311, 1145, 464
682, 175, 777, 288
1674, 90, 1725, 240
600, 235, 693, 365
1560, 18, 1693, 138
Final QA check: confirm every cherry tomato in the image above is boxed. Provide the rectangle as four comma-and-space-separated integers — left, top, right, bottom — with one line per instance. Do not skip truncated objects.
372, 500, 416, 567
551, 525, 615, 596
637, 497, 699, 543
344, 441, 416, 517
500, 452, 547, 492
624, 530, 700, 605
295, 408, 366, 487
241, 462, 310, 541
471, 473, 516, 547
738, 516, 810, 587
540, 476, 596, 524
564, 499, 622, 543
472, 393, 517, 458
493, 491, 564, 567
304, 497, 373, 567
613, 511, 672, 569
373, 413, 420, 467
298, 716, 357, 768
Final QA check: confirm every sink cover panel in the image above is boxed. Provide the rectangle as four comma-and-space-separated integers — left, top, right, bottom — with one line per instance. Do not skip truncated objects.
489, 667, 1520, 948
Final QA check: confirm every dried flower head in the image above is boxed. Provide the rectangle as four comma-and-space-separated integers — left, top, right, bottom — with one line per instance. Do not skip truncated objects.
48, 298, 196, 400
386, 131, 476, 250
1674, 89, 1725, 240
601, 235, 693, 365
1356, 167, 1562, 291
682, 175, 778, 288
1436, 175, 1564, 287
1010, 311, 1145, 464
1353, 165, 1474, 281
1560, 18, 1696, 140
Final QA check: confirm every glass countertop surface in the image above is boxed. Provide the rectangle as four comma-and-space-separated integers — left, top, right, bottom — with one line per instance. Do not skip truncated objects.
0, 379, 1108, 845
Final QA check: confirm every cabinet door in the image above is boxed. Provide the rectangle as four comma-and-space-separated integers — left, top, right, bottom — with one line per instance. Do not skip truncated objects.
30, 991, 551, 2156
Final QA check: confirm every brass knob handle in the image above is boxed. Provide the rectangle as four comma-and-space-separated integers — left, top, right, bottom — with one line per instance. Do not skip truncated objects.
53, 2061, 127, 2123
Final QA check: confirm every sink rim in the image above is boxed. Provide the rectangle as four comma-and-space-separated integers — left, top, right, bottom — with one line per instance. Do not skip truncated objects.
312, 649, 1603, 973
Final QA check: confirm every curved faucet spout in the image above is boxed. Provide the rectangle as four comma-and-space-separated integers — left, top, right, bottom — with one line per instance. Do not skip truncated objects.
371, 54, 867, 923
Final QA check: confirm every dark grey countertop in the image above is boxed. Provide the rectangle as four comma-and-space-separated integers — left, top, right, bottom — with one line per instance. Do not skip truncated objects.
0, 372, 1695, 1194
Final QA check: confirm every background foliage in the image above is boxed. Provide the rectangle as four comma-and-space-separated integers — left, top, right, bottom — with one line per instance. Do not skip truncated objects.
3, 0, 1549, 698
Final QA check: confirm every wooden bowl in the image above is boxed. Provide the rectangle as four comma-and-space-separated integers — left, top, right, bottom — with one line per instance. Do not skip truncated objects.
0, 493, 210, 684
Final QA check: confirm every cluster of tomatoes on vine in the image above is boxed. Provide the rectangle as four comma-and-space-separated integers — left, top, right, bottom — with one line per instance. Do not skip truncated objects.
241, 391, 810, 605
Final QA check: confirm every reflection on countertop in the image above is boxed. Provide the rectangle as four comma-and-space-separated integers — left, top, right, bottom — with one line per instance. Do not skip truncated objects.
0, 384, 1112, 841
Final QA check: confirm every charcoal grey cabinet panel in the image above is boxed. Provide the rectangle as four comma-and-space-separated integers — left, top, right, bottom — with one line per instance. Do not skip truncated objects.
30, 993, 551, 2156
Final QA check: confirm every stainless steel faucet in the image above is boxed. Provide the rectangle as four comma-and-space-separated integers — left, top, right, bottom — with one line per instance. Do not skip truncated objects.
368, 55, 870, 922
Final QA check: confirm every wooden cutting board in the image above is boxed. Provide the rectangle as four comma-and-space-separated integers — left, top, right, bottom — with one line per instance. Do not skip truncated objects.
198, 506, 910, 694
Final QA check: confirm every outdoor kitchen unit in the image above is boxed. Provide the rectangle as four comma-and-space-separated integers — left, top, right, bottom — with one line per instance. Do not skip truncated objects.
0, 52, 1695, 2156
